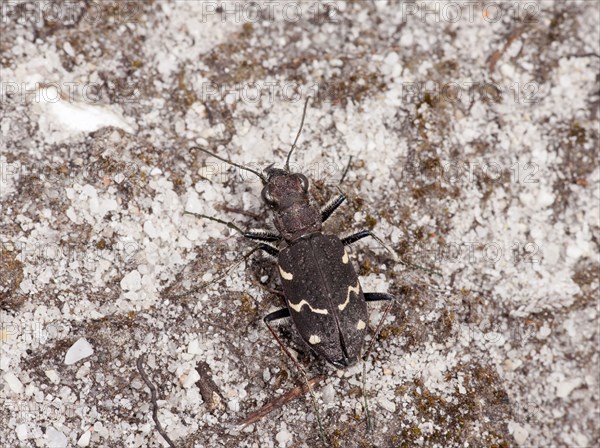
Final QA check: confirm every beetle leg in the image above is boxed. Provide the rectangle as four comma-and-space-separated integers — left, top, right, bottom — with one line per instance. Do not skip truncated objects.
185, 211, 281, 242
256, 243, 279, 258
244, 229, 281, 242
362, 292, 396, 360
263, 308, 327, 444
167, 244, 279, 300
264, 308, 290, 322
341, 230, 398, 261
320, 193, 346, 223
342, 230, 443, 277
339, 156, 352, 184
364, 292, 395, 302
361, 292, 396, 432
340, 229, 373, 246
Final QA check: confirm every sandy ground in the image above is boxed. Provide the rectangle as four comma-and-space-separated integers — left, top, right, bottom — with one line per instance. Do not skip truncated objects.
1, 1, 599, 447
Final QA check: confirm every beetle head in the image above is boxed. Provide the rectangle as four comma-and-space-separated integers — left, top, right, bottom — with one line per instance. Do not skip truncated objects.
261, 164, 309, 210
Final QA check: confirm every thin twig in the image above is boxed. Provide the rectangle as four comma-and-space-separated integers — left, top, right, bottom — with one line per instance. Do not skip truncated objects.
136, 354, 177, 448
238, 375, 326, 427
264, 321, 328, 444
488, 26, 524, 72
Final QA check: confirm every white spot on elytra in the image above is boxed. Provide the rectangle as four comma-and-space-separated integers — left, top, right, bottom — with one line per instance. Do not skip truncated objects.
342, 249, 349, 264
309, 335, 321, 344
278, 265, 294, 280
338, 281, 360, 311
288, 299, 328, 315
356, 320, 366, 330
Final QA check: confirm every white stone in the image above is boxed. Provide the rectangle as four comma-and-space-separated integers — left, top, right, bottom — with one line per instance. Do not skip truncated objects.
3, 372, 24, 393
120, 270, 142, 292
566, 244, 583, 260
76, 363, 91, 379
384, 51, 399, 66
537, 324, 551, 339
45, 369, 60, 383
543, 243, 560, 265
227, 399, 240, 412
321, 383, 335, 404
16, 423, 28, 441
46, 427, 68, 448
143, 220, 158, 239
180, 368, 200, 389
537, 189, 555, 207
500, 63, 516, 80
400, 32, 413, 47
509, 422, 529, 445
63, 41, 75, 57
43, 100, 134, 135
573, 433, 589, 446
64, 338, 94, 365
276, 428, 292, 447
556, 378, 581, 398
262, 368, 271, 383
378, 394, 396, 413
187, 338, 202, 355
77, 430, 91, 447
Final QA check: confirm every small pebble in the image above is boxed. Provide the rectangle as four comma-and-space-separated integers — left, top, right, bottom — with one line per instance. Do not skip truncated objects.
120, 270, 142, 292
378, 395, 397, 413
263, 368, 271, 383
64, 338, 94, 365
45, 369, 60, 383
180, 368, 200, 389
321, 383, 335, 404
510, 422, 529, 445
3, 372, 24, 393
77, 430, 91, 447
537, 324, 551, 339
276, 428, 292, 447
46, 427, 68, 448
187, 338, 202, 355
556, 378, 581, 398
16, 423, 28, 441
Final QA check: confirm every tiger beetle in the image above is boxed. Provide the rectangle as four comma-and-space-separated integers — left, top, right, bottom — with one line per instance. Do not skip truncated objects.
188, 97, 397, 439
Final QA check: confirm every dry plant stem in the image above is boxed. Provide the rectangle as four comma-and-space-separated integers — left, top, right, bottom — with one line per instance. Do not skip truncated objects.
136, 354, 177, 448
239, 374, 326, 426
265, 320, 328, 444
488, 25, 525, 72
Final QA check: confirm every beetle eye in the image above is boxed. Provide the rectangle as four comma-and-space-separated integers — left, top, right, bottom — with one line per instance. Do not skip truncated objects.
296, 174, 309, 192
262, 186, 277, 206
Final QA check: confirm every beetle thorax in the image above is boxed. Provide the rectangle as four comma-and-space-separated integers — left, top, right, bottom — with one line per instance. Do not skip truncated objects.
274, 200, 321, 242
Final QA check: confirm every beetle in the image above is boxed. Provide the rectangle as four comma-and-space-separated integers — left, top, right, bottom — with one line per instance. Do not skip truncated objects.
190, 98, 396, 369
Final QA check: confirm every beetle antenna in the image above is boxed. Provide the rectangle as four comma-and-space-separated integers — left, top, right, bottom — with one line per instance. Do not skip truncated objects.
184, 211, 246, 234
192, 146, 268, 183
284, 96, 311, 172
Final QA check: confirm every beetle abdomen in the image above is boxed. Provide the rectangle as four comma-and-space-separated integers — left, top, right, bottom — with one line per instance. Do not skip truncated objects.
278, 233, 368, 367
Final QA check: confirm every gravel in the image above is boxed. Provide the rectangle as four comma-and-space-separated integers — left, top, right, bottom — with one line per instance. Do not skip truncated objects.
1, 1, 598, 447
